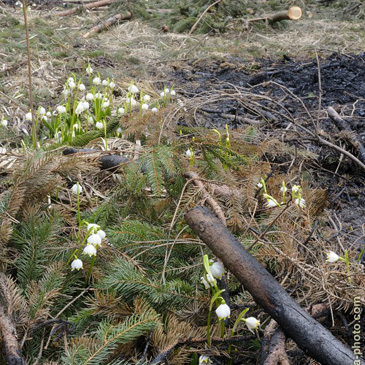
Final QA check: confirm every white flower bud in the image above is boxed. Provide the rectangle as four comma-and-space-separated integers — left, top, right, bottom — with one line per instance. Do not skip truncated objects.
57, 105, 67, 114
128, 84, 139, 94
170, 90, 176, 96
71, 183, 82, 195
88, 233, 102, 246
86, 93, 94, 101
118, 107, 125, 115
102, 80, 109, 86
87, 223, 100, 233
79, 83, 86, 91
1, 119, 8, 127
215, 303, 230, 320
102, 100, 110, 109
95, 122, 104, 130
71, 258, 83, 271
26, 112, 33, 121
93, 77, 101, 85
38, 107, 46, 115
86, 64, 93, 74
143, 94, 151, 102
141, 103, 149, 110
97, 229, 106, 240
245, 317, 260, 333
83, 244, 97, 257
68, 81, 76, 90
210, 261, 225, 279
326, 251, 340, 263
109, 81, 115, 88
294, 198, 306, 208
151, 107, 158, 113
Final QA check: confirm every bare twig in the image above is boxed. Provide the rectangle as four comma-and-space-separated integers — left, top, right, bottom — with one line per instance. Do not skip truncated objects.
178, 0, 223, 50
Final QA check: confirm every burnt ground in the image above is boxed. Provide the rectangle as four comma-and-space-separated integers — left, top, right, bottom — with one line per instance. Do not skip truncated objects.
168, 53, 365, 259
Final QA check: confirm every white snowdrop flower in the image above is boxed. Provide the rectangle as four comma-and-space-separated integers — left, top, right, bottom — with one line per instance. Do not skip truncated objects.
62, 88, 69, 97
87, 223, 100, 233
83, 101, 90, 110
294, 198, 306, 208
88, 233, 102, 246
128, 84, 139, 94
75, 103, 85, 115
95, 122, 104, 130
215, 303, 230, 320
210, 261, 225, 279
141, 103, 149, 110
86, 93, 94, 101
164, 88, 170, 94
93, 77, 101, 85
97, 229, 106, 240
201, 276, 210, 289
26, 112, 32, 121
68, 81, 76, 90
57, 105, 67, 114
109, 81, 115, 89
206, 273, 216, 286
326, 251, 340, 263
118, 107, 125, 115
266, 199, 278, 208
79, 83, 86, 91
87, 115, 94, 124
83, 244, 97, 257
117, 127, 122, 134
245, 317, 260, 333
86, 64, 93, 74
199, 355, 212, 364
46, 111, 52, 117
42, 116, 48, 122
160, 91, 165, 97
102, 100, 110, 109
143, 94, 151, 102
102, 79, 109, 86
292, 185, 300, 193
71, 183, 82, 195
151, 107, 158, 113
38, 107, 46, 115
95, 92, 103, 99
257, 182, 263, 188
1, 119, 8, 127
280, 186, 287, 192
71, 258, 83, 271
170, 90, 176, 96
185, 149, 192, 158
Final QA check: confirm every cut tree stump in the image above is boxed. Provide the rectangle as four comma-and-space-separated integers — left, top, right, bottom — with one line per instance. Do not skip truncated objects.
184, 206, 364, 365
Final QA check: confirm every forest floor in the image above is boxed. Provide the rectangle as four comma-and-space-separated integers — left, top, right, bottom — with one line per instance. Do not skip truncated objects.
0, 0, 364, 364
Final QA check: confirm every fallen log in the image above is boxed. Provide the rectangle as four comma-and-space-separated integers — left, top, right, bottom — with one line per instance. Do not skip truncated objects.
247, 6, 302, 24
52, 0, 114, 17
83, 11, 132, 38
184, 206, 364, 365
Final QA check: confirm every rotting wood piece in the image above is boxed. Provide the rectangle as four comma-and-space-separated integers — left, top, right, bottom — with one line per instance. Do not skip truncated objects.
52, 0, 114, 17
184, 206, 364, 365
0, 305, 26, 365
83, 12, 132, 38
327, 106, 365, 163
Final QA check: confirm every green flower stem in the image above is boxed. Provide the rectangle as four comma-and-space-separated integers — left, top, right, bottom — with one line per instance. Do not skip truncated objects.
344, 250, 351, 284
220, 319, 225, 338
227, 308, 249, 361
86, 255, 96, 282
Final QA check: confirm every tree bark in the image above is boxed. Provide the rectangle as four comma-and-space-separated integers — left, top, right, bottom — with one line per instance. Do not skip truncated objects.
184, 206, 364, 365
0, 305, 26, 365
52, 0, 114, 17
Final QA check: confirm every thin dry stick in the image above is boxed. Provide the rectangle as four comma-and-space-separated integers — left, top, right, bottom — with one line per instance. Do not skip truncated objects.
178, 0, 223, 50
21, 0, 35, 147
315, 51, 322, 131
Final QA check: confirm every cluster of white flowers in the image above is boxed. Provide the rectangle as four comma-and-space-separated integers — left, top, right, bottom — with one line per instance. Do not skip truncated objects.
199, 355, 212, 364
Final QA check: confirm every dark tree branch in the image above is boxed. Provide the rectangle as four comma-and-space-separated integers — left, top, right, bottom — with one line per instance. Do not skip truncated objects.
184, 206, 364, 365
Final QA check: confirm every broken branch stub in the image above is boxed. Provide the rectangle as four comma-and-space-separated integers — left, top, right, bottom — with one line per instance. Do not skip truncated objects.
184, 206, 364, 365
